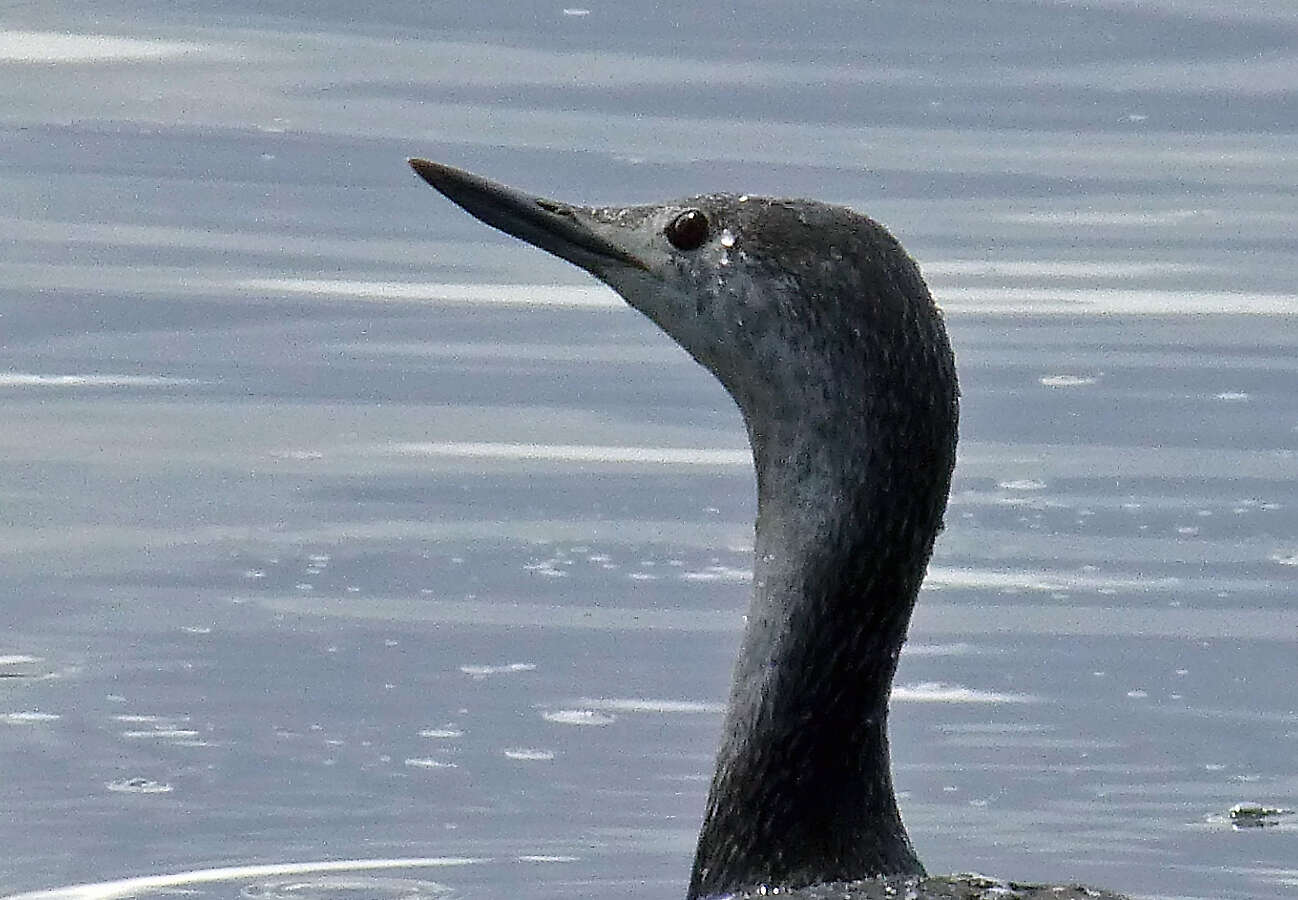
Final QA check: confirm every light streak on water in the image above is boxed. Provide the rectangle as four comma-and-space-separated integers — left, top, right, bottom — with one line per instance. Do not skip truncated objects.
0, 858, 485, 900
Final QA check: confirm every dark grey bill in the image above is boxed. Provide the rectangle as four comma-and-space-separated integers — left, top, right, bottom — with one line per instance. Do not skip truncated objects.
407, 158, 646, 272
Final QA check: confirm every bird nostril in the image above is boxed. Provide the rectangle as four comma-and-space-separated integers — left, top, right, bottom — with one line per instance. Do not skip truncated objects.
536, 198, 575, 217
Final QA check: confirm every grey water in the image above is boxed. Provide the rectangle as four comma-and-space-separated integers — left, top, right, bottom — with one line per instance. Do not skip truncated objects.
1, 2, 1296, 898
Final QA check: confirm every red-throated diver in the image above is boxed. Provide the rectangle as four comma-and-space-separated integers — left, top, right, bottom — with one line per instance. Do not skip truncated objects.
407, 159, 1129, 900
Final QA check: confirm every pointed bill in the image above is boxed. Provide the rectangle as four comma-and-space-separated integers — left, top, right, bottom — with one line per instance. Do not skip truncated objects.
408, 159, 647, 273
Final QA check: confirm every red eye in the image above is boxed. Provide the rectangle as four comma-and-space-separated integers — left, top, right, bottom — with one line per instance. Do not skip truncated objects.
665, 209, 709, 251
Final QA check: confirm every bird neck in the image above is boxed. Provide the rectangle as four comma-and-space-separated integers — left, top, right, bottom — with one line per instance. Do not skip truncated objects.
687, 403, 952, 898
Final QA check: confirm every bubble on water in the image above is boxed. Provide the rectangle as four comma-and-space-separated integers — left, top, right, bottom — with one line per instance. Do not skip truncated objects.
503, 748, 556, 761
680, 565, 751, 583
517, 854, 578, 863
523, 560, 567, 578
1040, 374, 1098, 387
459, 662, 535, 677
902, 642, 977, 657
122, 728, 201, 740
1214, 391, 1250, 401
579, 697, 722, 714
404, 757, 457, 769
272, 449, 324, 460
107, 777, 173, 794
541, 709, 616, 726
998, 478, 1047, 491
419, 727, 463, 739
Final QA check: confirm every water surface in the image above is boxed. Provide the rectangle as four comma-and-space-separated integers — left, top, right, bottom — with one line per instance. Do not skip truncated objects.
1, 3, 1296, 898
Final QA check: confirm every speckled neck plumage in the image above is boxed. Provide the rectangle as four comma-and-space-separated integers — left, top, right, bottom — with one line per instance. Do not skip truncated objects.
687, 213, 959, 898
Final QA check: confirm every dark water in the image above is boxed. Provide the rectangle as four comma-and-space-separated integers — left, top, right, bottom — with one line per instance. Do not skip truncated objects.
1, 3, 1296, 899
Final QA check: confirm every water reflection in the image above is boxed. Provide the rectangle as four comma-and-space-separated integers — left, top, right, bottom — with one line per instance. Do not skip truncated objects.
1, 2, 1296, 899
